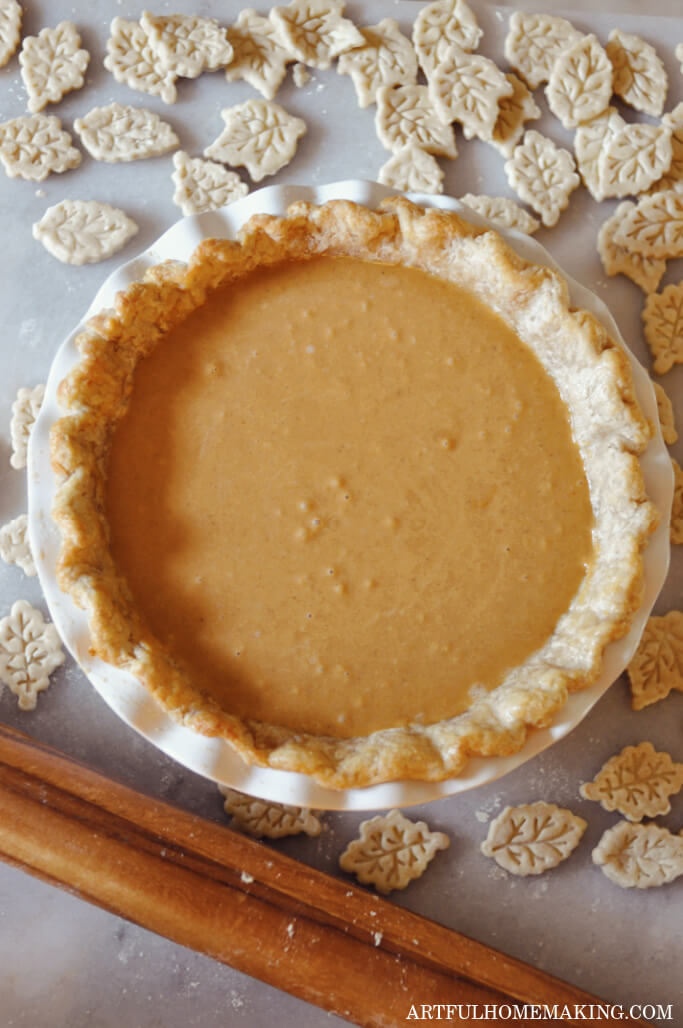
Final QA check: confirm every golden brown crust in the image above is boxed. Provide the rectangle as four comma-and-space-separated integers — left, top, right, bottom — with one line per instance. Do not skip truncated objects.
50, 198, 659, 788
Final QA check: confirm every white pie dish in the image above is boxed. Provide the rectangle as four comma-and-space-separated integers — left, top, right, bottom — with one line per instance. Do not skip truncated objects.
27, 179, 673, 811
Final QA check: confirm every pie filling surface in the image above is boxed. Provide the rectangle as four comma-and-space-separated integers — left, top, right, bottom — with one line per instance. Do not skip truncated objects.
105, 254, 594, 739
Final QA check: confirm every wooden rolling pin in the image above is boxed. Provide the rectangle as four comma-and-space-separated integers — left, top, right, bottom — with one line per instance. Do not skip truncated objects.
0, 723, 650, 1027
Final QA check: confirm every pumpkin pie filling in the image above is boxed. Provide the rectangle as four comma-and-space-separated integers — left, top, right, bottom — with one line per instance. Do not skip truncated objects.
105, 254, 594, 739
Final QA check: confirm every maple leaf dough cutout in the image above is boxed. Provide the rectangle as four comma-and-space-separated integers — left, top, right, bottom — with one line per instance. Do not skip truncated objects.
140, 12, 233, 79
337, 19, 417, 109
204, 99, 306, 183
172, 151, 249, 215
546, 33, 613, 130
0, 114, 81, 182
504, 130, 580, 228
74, 104, 178, 163
598, 123, 673, 200
375, 84, 457, 158
104, 18, 177, 105
592, 821, 683, 889
653, 381, 678, 444
19, 21, 89, 114
0, 600, 64, 711
574, 107, 625, 203
671, 459, 683, 545
613, 190, 683, 261
339, 809, 449, 895
459, 194, 540, 235
33, 200, 138, 266
606, 29, 667, 118
378, 144, 443, 194
9, 383, 44, 470
480, 802, 586, 876
428, 46, 513, 142
597, 201, 666, 295
627, 610, 683, 710
580, 742, 683, 822
642, 281, 683, 374
487, 73, 541, 159
412, 0, 482, 78
219, 786, 322, 839
0, 514, 35, 577
504, 12, 583, 90
0, 0, 21, 69
647, 104, 683, 196
225, 9, 292, 101
270, 0, 363, 71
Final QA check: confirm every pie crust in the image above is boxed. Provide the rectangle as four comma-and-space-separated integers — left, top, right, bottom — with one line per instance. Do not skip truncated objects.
50, 197, 658, 789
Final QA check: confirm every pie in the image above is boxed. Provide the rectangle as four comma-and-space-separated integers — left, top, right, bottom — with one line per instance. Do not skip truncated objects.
50, 197, 658, 789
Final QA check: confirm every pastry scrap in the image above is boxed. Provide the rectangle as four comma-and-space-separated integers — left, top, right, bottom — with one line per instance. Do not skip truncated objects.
9, 384, 44, 471
647, 104, 683, 196
459, 194, 540, 236
377, 144, 443, 195
19, 21, 89, 114
614, 190, 683, 260
671, 459, 683, 546
172, 151, 249, 216
428, 46, 513, 142
627, 611, 683, 711
337, 19, 417, 109
412, 0, 482, 78
592, 821, 683, 889
653, 381, 678, 445
339, 809, 449, 894
0, 0, 21, 69
0, 600, 65, 711
488, 73, 541, 159
204, 99, 306, 182
269, 0, 363, 70
504, 12, 583, 90
0, 514, 35, 577
504, 130, 580, 228
642, 282, 683, 374
104, 17, 177, 105
32, 200, 138, 266
225, 9, 292, 100
480, 802, 586, 876
140, 11, 233, 79
74, 104, 179, 163
605, 29, 667, 118
574, 107, 624, 203
375, 84, 457, 158
292, 62, 310, 87
0, 114, 81, 182
597, 202, 666, 295
219, 786, 322, 838
598, 123, 673, 201
545, 34, 612, 131
580, 742, 683, 822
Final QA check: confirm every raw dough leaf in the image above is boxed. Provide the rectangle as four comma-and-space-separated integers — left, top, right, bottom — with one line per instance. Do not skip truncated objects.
204, 99, 306, 182
32, 200, 139, 266
481, 801, 586, 876
0, 600, 64, 710
597, 201, 666, 294
378, 143, 443, 194
671, 459, 683, 545
598, 123, 673, 200
9, 384, 44, 470
614, 190, 683, 260
375, 84, 457, 158
606, 29, 667, 118
652, 381, 678, 444
592, 821, 683, 889
646, 103, 683, 196
225, 8, 292, 100
172, 151, 249, 215
0, 114, 81, 182
339, 809, 449, 894
504, 130, 580, 228
580, 742, 683, 821
0, 514, 35, 577
574, 107, 624, 202
337, 18, 417, 109
104, 17, 177, 105
219, 786, 322, 838
504, 11, 583, 90
545, 33, 612, 130
428, 45, 513, 141
74, 104, 179, 163
140, 12, 233, 78
642, 281, 683, 374
0, 0, 22, 69
412, 0, 482, 77
19, 21, 89, 113
459, 194, 540, 235
627, 610, 683, 710
270, 0, 363, 70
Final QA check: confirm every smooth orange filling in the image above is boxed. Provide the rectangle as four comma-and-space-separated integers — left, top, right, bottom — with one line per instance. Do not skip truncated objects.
105, 256, 593, 738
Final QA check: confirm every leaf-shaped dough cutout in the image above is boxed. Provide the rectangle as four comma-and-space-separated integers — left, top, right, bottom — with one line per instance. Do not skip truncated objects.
642, 282, 683, 374
104, 17, 177, 104
652, 381, 678, 444
598, 123, 673, 200
378, 143, 443, 194
574, 107, 625, 202
614, 190, 683, 260
19, 21, 89, 113
0, 0, 22, 68
74, 104, 179, 163
337, 18, 417, 109
339, 809, 449, 894
32, 200, 138, 265
597, 201, 666, 294
375, 84, 457, 157
204, 99, 306, 182
0, 600, 65, 711
428, 45, 513, 141
141, 12, 233, 78
219, 786, 322, 838
545, 33, 613, 130
627, 610, 683, 709
270, 0, 363, 70
592, 821, 683, 889
504, 12, 583, 89
504, 130, 579, 227
671, 459, 683, 545
606, 29, 667, 118
412, 0, 482, 77
172, 151, 249, 215
580, 742, 683, 821
0, 114, 81, 182
459, 194, 540, 235
646, 103, 683, 196
9, 384, 44, 470
481, 802, 586, 876
488, 73, 541, 158
0, 515, 35, 577
225, 9, 292, 100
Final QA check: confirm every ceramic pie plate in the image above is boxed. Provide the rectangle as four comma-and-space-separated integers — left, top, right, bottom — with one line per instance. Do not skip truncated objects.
27, 180, 673, 811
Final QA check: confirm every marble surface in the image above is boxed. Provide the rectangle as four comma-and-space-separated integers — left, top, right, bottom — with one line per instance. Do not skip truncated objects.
1, 1, 682, 1026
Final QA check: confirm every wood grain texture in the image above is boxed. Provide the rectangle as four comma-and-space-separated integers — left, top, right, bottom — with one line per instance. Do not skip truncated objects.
0, 724, 651, 1027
